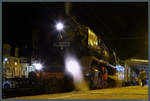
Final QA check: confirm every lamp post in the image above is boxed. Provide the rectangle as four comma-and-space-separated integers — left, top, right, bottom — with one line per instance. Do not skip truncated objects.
33, 63, 42, 71
55, 22, 64, 40
32, 62, 43, 79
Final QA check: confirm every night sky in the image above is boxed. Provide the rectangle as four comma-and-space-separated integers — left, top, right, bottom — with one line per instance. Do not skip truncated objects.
2, 2, 148, 60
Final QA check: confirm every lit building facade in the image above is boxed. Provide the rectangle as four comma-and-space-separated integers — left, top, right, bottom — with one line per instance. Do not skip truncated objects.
2, 44, 31, 78
124, 59, 148, 83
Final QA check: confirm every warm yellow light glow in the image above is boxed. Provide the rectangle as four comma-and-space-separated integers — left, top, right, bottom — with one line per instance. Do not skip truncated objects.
88, 28, 98, 47
15, 62, 17, 65
94, 69, 98, 72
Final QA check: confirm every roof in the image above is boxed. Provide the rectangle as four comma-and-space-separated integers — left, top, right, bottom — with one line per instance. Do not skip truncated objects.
130, 59, 148, 63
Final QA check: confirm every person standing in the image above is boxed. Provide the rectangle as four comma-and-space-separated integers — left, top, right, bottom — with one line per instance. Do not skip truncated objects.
139, 68, 147, 87
101, 67, 108, 88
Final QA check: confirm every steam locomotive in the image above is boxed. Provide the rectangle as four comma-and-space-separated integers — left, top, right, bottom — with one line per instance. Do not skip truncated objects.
47, 16, 118, 90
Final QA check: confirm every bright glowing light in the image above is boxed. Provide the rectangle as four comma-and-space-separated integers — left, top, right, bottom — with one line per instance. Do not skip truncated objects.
32, 63, 36, 66
36, 63, 42, 70
65, 55, 89, 91
15, 62, 17, 65
32, 63, 42, 70
95, 42, 98, 46
65, 55, 83, 81
115, 65, 125, 72
94, 69, 98, 72
65, 56, 81, 76
56, 22, 64, 31
4, 58, 8, 62
115, 65, 125, 80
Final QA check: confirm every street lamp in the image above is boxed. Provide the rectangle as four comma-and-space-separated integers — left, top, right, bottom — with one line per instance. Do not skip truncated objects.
32, 62, 43, 79
15, 62, 17, 66
4, 58, 8, 62
56, 22, 64, 31
32, 63, 43, 71
35, 63, 42, 70
55, 22, 64, 40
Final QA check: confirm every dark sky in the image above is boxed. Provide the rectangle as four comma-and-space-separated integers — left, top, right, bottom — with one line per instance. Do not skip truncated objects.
2, 2, 148, 60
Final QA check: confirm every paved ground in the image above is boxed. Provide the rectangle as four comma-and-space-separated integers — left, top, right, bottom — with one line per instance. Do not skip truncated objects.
8, 86, 148, 99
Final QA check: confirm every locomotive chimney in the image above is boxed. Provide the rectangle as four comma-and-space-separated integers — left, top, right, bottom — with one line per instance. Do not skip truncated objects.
64, 2, 72, 16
